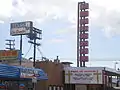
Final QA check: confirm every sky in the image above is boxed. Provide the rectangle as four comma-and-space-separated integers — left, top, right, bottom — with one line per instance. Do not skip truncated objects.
1, 0, 120, 69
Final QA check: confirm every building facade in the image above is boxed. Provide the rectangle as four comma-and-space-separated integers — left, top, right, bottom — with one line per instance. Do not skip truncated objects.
35, 56, 74, 90
35, 59, 120, 90
0, 64, 48, 90
35, 60, 64, 90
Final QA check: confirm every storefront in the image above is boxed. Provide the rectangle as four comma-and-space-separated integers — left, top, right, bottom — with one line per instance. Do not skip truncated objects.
0, 64, 48, 90
64, 67, 120, 90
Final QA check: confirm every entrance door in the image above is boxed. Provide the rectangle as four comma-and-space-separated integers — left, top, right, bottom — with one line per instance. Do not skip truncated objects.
88, 85, 102, 90
75, 85, 87, 90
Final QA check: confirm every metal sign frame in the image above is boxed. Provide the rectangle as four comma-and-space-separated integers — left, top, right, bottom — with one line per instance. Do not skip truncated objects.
10, 21, 33, 36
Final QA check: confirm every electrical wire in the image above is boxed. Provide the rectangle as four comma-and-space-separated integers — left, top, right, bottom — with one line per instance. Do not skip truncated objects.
24, 43, 32, 58
37, 46, 44, 60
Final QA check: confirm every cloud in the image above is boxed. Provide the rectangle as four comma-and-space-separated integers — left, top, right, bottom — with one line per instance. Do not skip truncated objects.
89, 0, 120, 37
10, 0, 77, 22
0, 0, 120, 37
55, 25, 76, 36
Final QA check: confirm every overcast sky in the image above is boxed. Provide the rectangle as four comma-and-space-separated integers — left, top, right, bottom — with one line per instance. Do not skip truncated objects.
0, 0, 120, 69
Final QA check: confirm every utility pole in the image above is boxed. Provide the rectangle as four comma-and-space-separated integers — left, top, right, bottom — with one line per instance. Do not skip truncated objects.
5, 39, 15, 50
28, 27, 42, 90
20, 35, 22, 65
28, 27, 42, 67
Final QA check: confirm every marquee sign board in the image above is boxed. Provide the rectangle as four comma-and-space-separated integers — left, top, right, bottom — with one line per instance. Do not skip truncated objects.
10, 21, 33, 36
65, 69, 103, 84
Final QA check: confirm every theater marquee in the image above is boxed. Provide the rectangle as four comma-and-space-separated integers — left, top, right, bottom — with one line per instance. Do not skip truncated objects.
65, 69, 103, 84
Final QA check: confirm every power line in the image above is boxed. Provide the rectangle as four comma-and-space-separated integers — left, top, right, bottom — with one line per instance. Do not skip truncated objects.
24, 43, 32, 58
37, 46, 49, 60
37, 46, 43, 57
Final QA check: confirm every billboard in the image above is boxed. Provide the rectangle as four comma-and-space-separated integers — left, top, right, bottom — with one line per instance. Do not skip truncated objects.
0, 50, 21, 60
10, 21, 33, 36
65, 69, 103, 84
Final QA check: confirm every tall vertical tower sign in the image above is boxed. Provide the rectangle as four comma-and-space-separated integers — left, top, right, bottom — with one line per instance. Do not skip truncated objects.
77, 2, 89, 67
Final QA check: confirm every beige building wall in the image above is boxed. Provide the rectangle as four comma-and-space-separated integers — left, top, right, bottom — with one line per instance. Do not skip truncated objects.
35, 60, 64, 90
5, 60, 34, 68
9, 61, 33, 67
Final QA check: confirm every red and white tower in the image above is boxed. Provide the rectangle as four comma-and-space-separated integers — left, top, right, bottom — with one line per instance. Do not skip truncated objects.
77, 2, 89, 67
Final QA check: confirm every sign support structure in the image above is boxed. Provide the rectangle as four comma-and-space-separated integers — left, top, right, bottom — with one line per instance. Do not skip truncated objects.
10, 21, 33, 65
20, 35, 22, 65
77, 2, 89, 67
10, 21, 42, 90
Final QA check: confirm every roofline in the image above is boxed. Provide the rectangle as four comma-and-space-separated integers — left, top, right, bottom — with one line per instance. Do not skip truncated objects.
61, 62, 73, 64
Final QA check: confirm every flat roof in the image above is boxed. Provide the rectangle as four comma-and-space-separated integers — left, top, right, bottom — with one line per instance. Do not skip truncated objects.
61, 62, 73, 64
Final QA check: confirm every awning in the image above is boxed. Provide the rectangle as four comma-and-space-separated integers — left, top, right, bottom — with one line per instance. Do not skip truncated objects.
0, 64, 48, 80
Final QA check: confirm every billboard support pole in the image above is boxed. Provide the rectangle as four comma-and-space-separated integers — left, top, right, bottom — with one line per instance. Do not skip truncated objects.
10, 21, 34, 66
33, 38, 36, 67
20, 35, 22, 65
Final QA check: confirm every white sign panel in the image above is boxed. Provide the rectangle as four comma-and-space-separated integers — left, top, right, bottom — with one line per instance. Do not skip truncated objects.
20, 68, 39, 79
65, 69, 103, 84
10, 21, 33, 36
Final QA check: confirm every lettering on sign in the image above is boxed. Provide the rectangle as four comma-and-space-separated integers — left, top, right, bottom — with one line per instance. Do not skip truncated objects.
80, 3, 89, 10
73, 73, 93, 80
0, 50, 19, 60
80, 33, 88, 39
65, 70, 102, 84
80, 26, 88, 31
10, 21, 33, 36
80, 18, 89, 24
80, 56, 88, 62
80, 41, 88, 46
1, 50, 17, 57
80, 11, 89, 17
20, 68, 40, 78
78, 2, 89, 62
80, 48, 88, 54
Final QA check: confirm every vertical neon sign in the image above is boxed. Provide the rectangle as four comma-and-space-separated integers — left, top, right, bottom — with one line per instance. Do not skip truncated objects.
77, 2, 89, 67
